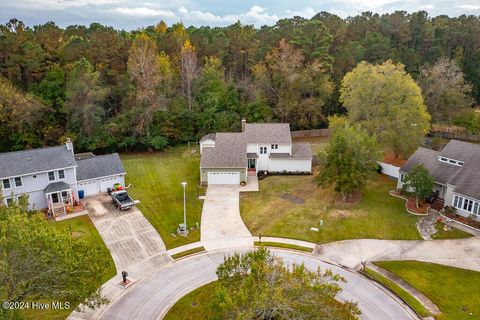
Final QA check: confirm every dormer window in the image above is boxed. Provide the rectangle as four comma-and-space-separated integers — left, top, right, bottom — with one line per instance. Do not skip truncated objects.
438, 156, 463, 167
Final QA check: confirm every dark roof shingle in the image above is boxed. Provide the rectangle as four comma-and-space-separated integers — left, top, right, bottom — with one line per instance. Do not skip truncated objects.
76, 153, 125, 181
0, 145, 76, 179
269, 143, 313, 159
200, 133, 246, 168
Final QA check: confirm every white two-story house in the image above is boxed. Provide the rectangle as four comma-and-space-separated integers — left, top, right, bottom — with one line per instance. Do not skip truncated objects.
199, 119, 312, 185
0, 139, 126, 215
397, 140, 480, 221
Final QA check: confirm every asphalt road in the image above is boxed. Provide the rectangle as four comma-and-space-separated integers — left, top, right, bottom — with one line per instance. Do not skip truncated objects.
101, 249, 418, 320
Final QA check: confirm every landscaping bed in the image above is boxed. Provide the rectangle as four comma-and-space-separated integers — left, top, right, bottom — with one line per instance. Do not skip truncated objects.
171, 246, 206, 259
442, 211, 480, 230
374, 261, 480, 320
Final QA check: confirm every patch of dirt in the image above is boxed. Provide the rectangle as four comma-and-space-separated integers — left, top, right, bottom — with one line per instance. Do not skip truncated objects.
280, 193, 305, 204
71, 231, 84, 238
328, 209, 353, 219
383, 150, 406, 167
335, 191, 362, 205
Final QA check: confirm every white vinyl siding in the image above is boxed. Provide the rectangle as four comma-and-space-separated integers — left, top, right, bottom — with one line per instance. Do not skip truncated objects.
58, 170, 65, 180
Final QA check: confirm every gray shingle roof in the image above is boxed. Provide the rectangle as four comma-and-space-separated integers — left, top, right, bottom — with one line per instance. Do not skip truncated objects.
200, 133, 246, 168
0, 145, 76, 179
200, 133, 216, 143
401, 140, 480, 199
45, 181, 71, 194
244, 123, 292, 144
76, 153, 125, 181
439, 140, 480, 161
269, 143, 313, 160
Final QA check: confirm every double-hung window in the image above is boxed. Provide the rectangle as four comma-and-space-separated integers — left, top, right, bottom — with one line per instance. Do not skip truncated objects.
2, 179, 10, 190
58, 170, 65, 180
260, 146, 267, 154
14, 177, 22, 188
48, 171, 55, 181
5, 197, 14, 207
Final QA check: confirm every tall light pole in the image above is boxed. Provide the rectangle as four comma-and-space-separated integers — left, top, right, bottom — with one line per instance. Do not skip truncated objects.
181, 182, 187, 234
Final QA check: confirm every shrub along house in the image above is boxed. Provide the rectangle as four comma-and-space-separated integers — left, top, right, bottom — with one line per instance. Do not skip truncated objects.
200, 119, 312, 185
0, 139, 125, 217
397, 140, 480, 221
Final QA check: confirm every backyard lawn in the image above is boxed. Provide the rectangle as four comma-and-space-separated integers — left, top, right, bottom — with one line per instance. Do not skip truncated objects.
241, 173, 422, 243
375, 261, 480, 320
121, 146, 204, 249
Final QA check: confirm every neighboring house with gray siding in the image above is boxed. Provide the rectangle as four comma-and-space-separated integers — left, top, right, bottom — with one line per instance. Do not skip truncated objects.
397, 140, 480, 221
1, 139, 126, 216
200, 119, 312, 185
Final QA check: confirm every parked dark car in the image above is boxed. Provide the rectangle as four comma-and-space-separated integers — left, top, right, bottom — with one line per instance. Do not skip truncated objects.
111, 190, 135, 210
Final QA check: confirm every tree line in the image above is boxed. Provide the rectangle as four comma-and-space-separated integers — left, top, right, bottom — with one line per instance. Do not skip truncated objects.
0, 11, 479, 153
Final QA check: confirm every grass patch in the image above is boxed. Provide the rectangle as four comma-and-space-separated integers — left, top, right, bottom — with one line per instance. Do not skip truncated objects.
375, 261, 480, 320
363, 268, 430, 317
121, 146, 204, 249
171, 246, 206, 259
164, 281, 218, 320
432, 222, 473, 240
241, 174, 421, 244
24, 215, 116, 320
254, 241, 313, 253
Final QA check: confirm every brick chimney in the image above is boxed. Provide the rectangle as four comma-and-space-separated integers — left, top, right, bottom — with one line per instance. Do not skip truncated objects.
241, 118, 246, 132
65, 138, 74, 153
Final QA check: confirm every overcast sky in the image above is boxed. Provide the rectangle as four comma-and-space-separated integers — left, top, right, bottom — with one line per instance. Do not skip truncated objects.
1, 0, 480, 30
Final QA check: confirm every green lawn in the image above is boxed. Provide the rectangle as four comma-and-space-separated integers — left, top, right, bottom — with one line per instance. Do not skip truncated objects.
241, 174, 422, 243
171, 246, 206, 259
164, 281, 218, 320
375, 261, 480, 320
255, 241, 313, 253
432, 222, 473, 240
121, 146, 204, 249
363, 267, 431, 317
24, 215, 116, 320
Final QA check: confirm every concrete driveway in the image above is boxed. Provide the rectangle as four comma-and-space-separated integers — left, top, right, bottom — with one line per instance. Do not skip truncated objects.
85, 195, 171, 273
315, 237, 480, 271
101, 249, 417, 320
200, 185, 253, 250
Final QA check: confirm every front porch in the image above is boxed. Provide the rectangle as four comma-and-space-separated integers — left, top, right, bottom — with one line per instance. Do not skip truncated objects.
45, 181, 86, 219
247, 155, 258, 176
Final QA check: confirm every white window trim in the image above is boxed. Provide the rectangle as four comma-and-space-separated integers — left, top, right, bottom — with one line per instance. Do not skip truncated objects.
57, 170, 66, 180
14, 176, 23, 188
453, 194, 480, 215
2, 178, 11, 190
48, 171, 56, 182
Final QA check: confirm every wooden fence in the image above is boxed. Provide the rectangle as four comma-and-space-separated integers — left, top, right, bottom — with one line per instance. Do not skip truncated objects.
291, 129, 330, 138
429, 131, 480, 143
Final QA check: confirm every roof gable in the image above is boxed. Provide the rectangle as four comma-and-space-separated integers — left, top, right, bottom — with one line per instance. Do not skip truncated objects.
76, 153, 125, 181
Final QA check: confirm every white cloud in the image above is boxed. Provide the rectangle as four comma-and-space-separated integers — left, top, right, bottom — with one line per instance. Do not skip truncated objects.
457, 4, 480, 10
109, 7, 176, 17
285, 7, 316, 18
177, 5, 279, 26
6, 0, 126, 10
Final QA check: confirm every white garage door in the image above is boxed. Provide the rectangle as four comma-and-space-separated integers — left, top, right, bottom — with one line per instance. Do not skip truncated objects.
207, 172, 240, 185
99, 176, 124, 192
78, 180, 100, 197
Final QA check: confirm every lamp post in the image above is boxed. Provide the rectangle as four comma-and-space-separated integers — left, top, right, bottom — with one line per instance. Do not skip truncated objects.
181, 182, 187, 235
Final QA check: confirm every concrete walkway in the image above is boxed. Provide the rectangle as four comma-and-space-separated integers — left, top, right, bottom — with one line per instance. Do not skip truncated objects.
200, 185, 253, 250
314, 237, 480, 271
367, 263, 441, 315
101, 249, 418, 320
